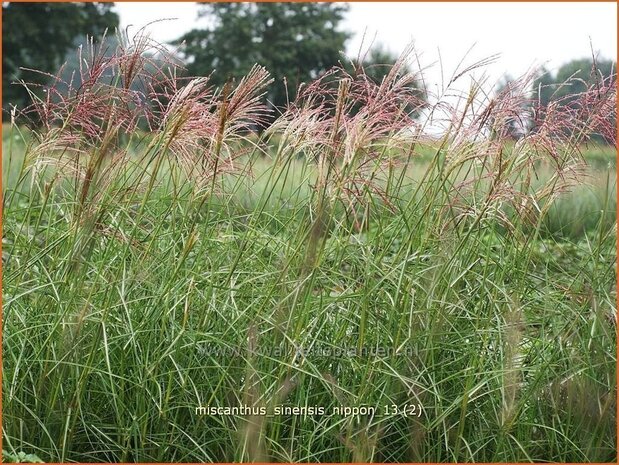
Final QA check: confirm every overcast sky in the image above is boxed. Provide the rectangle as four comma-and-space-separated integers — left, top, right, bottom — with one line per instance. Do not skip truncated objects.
114, 2, 617, 92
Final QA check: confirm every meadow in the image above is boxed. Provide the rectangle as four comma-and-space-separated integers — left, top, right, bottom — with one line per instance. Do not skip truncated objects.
2, 36, 617, 462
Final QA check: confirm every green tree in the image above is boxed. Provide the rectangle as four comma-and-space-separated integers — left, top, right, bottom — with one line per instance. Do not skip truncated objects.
2, 2, 119, 116
175, 3, 350, 113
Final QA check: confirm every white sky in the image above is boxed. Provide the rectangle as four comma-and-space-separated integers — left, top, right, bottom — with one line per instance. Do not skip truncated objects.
114, 2, 617, 92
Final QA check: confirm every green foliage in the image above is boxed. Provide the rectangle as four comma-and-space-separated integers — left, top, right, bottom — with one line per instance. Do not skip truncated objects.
2, 2, 119, 116
2, 450, 44, 463
2, 125, 616, 463
175, 3, 350, 111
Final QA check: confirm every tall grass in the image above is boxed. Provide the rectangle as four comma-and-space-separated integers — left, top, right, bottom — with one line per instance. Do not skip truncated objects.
2, 32, 616, 462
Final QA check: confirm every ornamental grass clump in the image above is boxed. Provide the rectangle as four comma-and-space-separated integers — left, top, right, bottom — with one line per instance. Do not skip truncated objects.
3, 30, 617, 462
18, 31, 273, 209
14, 31, 178, 274
269, 49, 426, 271
156, 65, 272, 192
423, 64, 615, 242
12, 31, 275, 274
